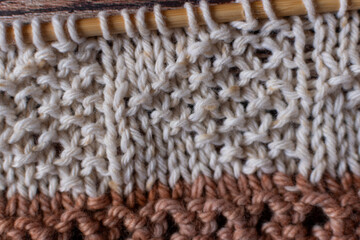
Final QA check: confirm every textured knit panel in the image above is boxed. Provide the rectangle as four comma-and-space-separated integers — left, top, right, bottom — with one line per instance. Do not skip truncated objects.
0, 2, 360, 201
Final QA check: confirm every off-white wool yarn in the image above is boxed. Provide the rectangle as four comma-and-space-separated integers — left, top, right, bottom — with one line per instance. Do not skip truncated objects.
0, 0, 358, 200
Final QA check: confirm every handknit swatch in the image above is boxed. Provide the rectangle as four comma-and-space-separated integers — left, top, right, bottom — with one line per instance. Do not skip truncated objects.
0, 0, 359, 239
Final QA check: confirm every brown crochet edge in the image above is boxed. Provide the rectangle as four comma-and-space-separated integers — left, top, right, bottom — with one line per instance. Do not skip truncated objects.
1, 172, 360, 240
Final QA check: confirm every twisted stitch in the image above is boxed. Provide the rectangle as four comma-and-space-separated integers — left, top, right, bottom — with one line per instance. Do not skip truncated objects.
337, 0, 348, 18
121, 9, 136, 38
184, 2, 200, 34
262, 0, 277, 20
13, 20, 25, 51
135, 7, 151, 37
302, 0, 317, 22
154, 5, 172, 37
231, 0, 258, 29
98, 12, 113, 41
31, 18, 46, 49
0, 22, 8, 52
67, 15, 85, 44
51, 15, 76, 52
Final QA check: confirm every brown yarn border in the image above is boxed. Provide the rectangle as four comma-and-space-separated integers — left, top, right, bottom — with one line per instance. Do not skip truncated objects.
1, 172, 360, 239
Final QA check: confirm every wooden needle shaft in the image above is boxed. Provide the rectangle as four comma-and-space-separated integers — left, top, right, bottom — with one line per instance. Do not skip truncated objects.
6, 0, 360, 44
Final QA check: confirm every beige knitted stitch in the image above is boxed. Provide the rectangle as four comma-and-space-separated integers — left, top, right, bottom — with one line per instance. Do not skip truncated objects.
0, 0, 358, 199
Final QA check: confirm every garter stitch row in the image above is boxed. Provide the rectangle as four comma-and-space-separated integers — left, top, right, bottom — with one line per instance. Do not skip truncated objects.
0, 0, 359, 238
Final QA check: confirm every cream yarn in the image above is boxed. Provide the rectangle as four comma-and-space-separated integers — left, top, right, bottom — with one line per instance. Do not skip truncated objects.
0, 0, 358, 199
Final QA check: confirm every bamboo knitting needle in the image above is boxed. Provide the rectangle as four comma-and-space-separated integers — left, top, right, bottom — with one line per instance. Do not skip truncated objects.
6, 0, 360, 44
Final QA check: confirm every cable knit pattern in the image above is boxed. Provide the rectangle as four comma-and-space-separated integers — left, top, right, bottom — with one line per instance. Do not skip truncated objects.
0, 0, 359, 238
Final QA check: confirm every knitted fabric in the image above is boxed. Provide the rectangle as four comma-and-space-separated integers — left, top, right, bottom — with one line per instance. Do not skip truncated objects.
0, 0, 359, 239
